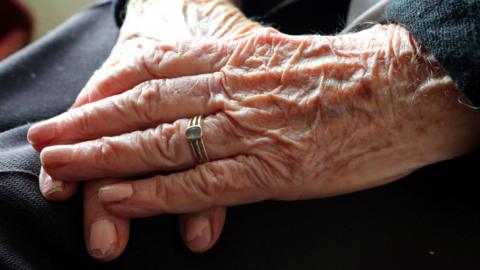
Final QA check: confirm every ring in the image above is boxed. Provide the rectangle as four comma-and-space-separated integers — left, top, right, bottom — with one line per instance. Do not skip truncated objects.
185, 115, 210, 164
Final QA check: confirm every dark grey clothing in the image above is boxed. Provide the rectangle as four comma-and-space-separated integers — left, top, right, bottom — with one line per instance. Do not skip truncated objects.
386, 0, 480, 106
0, 1, 479, 270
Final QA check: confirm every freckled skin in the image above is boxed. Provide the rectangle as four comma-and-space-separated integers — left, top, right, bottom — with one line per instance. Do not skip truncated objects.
31, 0, 263, 260
36, 24, 480, 201
28, 0, 480, 259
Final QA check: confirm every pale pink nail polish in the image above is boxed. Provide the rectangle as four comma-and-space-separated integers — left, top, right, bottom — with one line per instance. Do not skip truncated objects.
185, 216, 211, 251
40, 145, 73, 169
27, 121, 57, 146
89, 219, 117, 259
39, 169, 64, 196
98, 184, 133, 203
44, 177, 64, 196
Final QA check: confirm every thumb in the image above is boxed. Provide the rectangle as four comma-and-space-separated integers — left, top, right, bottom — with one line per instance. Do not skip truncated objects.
179, 207, 227, 253
84, 179, 130, 261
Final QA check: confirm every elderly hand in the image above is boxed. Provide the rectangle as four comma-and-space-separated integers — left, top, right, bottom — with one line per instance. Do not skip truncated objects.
30, 10, 480, 261
30, 0, 261, 261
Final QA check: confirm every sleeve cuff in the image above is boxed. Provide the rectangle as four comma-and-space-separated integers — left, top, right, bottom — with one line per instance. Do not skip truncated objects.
385, 0, 480, 108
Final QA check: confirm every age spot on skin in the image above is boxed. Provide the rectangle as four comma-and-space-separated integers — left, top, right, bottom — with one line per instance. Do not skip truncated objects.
415, 126, 427, 135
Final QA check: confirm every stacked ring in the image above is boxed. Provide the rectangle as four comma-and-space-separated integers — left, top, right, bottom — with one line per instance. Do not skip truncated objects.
185, 115, 210, 164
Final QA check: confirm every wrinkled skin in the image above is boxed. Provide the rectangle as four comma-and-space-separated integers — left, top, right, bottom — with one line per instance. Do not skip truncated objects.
32, 0, 260, 261
28, 0, 480, 262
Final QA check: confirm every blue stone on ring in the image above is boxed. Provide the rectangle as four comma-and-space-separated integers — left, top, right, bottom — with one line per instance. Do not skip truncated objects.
186, 126, 202, 141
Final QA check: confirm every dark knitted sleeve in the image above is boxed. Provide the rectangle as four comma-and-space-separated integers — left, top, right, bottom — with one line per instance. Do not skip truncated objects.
386, 0, 480, 107
112, 0, 129, 27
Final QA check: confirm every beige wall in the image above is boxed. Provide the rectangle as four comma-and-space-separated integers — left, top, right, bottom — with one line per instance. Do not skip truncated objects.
21, 0, 97, 40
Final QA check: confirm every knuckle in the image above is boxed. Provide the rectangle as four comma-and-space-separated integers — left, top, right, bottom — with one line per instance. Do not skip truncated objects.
252, 27, 284, 45
150, 123, 183, 166
91, 138, 119, 172
215, 71, 235, 100
141, 42, 173, 77
129, 80, 163, 123
212, 113, 244, 140
70, 107, 95, 137
106, 97, 136, 129
139, 80, 163, 102
195, 163, 230, 200
257, 27, 281, 36
193, 157, 274, 203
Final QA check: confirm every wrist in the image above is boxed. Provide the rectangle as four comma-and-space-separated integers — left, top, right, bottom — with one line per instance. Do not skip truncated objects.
333, 24, 446, 100
304, 25, 480, 196
329, 24, 480, 168
374, 24, 480, 162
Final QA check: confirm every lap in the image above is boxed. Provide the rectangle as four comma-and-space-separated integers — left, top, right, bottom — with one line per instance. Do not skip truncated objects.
0, 1, 479, 269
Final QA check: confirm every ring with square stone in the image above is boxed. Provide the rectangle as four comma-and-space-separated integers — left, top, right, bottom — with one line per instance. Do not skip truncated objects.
185, 115, 210, 164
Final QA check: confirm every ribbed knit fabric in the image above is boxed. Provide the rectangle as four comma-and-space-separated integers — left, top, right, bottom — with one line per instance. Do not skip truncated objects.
386, 0, 480, 106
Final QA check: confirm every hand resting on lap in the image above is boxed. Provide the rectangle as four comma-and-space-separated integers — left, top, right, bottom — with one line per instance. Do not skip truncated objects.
30, 0, 260, 261
28, 0, 480, 262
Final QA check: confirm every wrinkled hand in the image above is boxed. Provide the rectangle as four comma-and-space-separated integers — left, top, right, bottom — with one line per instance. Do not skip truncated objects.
30, 21, 480, 228
30, 0, 261, 261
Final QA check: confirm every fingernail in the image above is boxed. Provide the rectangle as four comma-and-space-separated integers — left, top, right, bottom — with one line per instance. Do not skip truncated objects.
43, 175, 65, 196
40, 145, 73, 169
89, 219, 118, 259
98, 184, 133, 203
185, 215, 211, 251
28, 121, 57, 146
